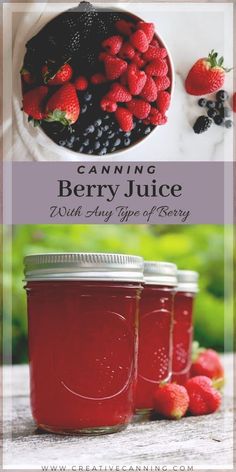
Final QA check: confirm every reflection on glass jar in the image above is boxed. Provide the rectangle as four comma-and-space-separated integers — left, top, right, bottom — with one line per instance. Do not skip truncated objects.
172, 270, 199, 385
24, 253, 143, 435
135, 261, 177, 417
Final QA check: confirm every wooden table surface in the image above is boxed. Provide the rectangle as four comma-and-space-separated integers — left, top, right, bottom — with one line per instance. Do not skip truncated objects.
3, 354, 234, 470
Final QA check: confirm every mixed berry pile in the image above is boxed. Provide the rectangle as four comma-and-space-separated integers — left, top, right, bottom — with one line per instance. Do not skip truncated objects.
21, 1, 171, 156
193, 89, 233, 134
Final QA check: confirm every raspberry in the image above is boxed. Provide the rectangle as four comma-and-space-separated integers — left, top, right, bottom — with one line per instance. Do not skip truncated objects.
147, 107, 167, 125
104, 55, 127, 80
119, 42, 135, 60
137, 21, 155, 43
145, 58, 168, 77
127, 64, 147, 95
100, 97, 117, 112
190, 348, 224, 381
74, 76, 88, 91
154, 383, 189, 420
154, 76, 171, 91
91, 73, 107, 85
107, 83, 131, 103
143, 45, 167, 62
130, 30, 149, 53
127, 98, 151, 119
115, 19, 135, 36
99, 52, 110, 62
131, 53, 145, 69
151, 39, 160, 48
120, 71, 128, 86
141, 76, 158, 102
186, 376, 221, 416
115, 107, 134, 132
156, 90, 171, 113
102, 35, 123, 55
232, 92, 236, 112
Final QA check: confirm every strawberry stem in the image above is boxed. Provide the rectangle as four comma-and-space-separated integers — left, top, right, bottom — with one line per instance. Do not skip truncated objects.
207, 50, 232, 72
44, 109, 71, 126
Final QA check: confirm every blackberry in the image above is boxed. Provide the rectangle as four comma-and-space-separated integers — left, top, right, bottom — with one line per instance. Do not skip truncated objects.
60, 13, 79, 31
214, 115, 223, 125
207, 109, 217, 119
193, 116, 212, 134
206, 100, 215, 109
63, 30, 81, 55
216, 90, 228, 102
198, 98, 207, 107
225, 119, 233, 129
77, 1, 97, 13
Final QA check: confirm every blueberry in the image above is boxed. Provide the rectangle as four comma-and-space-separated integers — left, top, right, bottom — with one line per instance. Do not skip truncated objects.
216, 101, 224, 110
216, 90, 228, 102
94, 118, 102, 127
58, 140, 66, 146
103, 124, 109, 132
214, 115, 224, 125
79, 146, 85, 152
206, 100, 215, 109
104, 114, 110, 121
113, 138, 121, 147
94, 141, 101, 150
124, 131, 131, 137
108, 132, 115, 139
85, 125, 95, 134
144, 126, 152, 135
84, 91, 92, 102
207, 109, 217, 119
83, 138, 90, 146
86, 149, 94, 154
98, 147, 107, 155
220, 107, 231, 118
110, 147, 116, 153
124, 137, 131, 146
81, 104, 88, 114
96, 129, 103, 138
225, 119, 233, 128
102, 140, 109, 147
198, 98, 207, 107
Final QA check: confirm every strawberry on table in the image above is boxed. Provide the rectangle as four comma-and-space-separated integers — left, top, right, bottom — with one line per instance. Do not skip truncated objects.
185, 50, 231, 96
45, 83, 80, 125
23, 86, 48, 123
186, 376, 221, 415
190, 348, 224, 382
42, 63, 73, 85
154, 383, 189, 420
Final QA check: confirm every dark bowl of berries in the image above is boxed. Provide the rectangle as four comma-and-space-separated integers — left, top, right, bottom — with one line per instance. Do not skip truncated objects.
19, 1, 174, 158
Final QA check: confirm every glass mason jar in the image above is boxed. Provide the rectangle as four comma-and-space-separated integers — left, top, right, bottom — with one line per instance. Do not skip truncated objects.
172, 270, 199, 385
135, 261, 177, 417
24, 253, 144, 435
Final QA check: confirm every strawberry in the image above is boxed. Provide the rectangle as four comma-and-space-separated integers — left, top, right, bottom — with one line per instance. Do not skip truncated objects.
190, 348, 224, 381
154, 76, 171, 91
104, 55, 127, 80
141, 76, 158, 102
154, 383, 189, 420
42, 63, 72, 85
100, 97, 117, 113
130, 30, 149, 53
91, 73, 107, 85
145, 58, 168, 77
127, 64, 147, 95
45, 83, 80, 125
119, 43, 135, 60
74, 76, 88, 91
106, 83, 131, 103
131, 53, 145, 69
115, 20, 135, 36
146, 107, 167, 125
20, 68, 35, 85
185, 50, 231, 96
115, 107, 134, 132
23, 86, 48, 122
186, 376, 221, 416
102, 35, 123, 55
137, 21, 155, 43
127, 99, 151, 119
143, 45, 167, 62
232, 93, 236, 112
156, 90, 171, 114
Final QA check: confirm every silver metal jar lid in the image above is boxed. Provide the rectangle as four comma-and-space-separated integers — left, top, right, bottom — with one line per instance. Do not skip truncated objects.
177, 270, 199, 293
24, 253, 144, 282
143, 261, 177, 286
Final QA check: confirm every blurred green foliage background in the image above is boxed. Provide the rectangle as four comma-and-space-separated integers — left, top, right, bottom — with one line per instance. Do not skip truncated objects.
3, 224, 234, 363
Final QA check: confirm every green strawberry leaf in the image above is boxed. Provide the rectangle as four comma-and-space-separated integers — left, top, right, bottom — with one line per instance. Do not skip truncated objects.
28, 116, 41, 127
44, 109, 71, 126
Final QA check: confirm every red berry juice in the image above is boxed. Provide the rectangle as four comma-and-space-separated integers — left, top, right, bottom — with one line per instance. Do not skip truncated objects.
135, 261, 177, 415
172, 270, 199, 385
24, 253, 143, 434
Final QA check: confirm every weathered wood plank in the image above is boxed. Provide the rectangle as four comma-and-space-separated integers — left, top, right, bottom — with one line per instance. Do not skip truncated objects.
3, 355, 234, 469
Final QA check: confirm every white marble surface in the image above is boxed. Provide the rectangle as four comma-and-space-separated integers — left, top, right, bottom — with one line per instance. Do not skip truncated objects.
9, 2, 234, 162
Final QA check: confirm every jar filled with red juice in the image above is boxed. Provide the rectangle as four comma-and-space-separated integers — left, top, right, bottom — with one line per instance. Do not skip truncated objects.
24, 253, 144, 435
172, 270, 199, 385
135, 261, 177, 416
